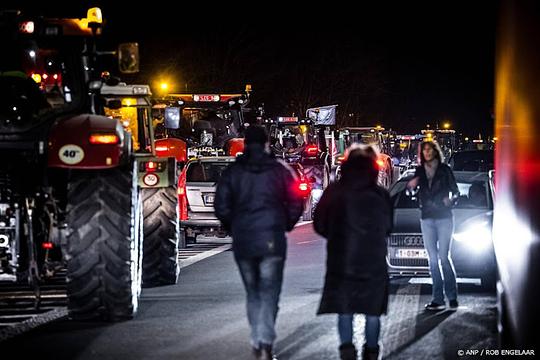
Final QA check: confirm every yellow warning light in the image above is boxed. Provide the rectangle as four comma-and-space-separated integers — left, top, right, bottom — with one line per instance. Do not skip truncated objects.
299, 125, 308, 134
121, 98, 137, 107
87, 8, 103, 25
160, 82, 169, 91
245, 84, 252, 93
31, 73, 42, 83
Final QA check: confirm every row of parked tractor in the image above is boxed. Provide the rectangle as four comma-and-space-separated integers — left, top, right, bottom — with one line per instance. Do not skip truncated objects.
0, 7, 460, 322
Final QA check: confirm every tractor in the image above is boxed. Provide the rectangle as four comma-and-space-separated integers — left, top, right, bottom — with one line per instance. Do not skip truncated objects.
153, 87, 262, 160
0, 8, 178, 321
265, 112, 336, 221
334, 126, 399, 189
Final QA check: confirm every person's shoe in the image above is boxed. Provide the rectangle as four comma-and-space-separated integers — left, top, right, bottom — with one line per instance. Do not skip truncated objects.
339, 342, 357, 360
259, 343, 277, 360
449, 299, 459, 309
424, 301, 446, 311
361, 343, 380, 360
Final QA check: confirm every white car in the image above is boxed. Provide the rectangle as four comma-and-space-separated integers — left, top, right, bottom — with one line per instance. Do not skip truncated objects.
178, 156, 235, 243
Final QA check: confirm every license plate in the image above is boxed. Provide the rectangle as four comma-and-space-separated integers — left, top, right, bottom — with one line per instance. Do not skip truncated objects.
396, 248, 428, 259
204, 194, 215, 205
195, 94, 219, 102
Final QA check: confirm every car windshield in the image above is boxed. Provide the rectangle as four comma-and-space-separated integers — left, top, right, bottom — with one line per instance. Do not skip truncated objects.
391, 178, 491, 209
186, 161, 230, 183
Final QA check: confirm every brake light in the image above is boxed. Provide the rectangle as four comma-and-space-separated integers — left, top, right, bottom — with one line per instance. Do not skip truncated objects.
178, 170, 189, 221
337, 155, 346, 164
146, 161, 157, 172
42, 242, 53, 250
305, 144, 318, 156
296, 181, 311, 197
376, 159, 385, 169
156, 146, 169, 152
89, 133, 119, 144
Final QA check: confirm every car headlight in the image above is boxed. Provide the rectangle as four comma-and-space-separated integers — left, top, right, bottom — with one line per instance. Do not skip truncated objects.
453, 221, 492, 252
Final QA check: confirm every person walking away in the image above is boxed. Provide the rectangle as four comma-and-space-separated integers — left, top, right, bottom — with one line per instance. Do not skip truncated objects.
314, 145, 393, 360
407, 140, 460, 311
214, 125, 304, 360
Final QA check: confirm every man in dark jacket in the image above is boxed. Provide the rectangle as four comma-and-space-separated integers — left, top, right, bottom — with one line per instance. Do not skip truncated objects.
314, 145, 393, 360
214, 125, 304, 360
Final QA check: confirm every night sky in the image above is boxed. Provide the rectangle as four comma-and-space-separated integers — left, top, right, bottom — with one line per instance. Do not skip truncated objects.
9, 2, 497, 137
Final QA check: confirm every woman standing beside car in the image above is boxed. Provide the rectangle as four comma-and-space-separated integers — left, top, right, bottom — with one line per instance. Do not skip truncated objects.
407, 140, 460, 311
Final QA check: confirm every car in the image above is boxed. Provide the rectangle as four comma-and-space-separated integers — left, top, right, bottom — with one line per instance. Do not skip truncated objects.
448, 149, 494, 172
387, 170, 497, 288
178, 156, 236, 243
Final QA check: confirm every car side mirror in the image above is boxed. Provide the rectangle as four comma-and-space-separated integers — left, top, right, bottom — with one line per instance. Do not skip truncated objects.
118, 43, 139, 74
164, 107, 181, 129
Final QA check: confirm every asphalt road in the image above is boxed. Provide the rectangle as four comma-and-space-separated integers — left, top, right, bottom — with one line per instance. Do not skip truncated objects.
1, 224, 497, 359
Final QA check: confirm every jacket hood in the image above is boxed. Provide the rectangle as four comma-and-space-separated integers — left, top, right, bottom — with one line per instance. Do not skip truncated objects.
236, 144, 277, 173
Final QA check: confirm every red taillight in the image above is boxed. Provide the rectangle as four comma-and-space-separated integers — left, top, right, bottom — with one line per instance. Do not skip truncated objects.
305, 144, 318, 156
178, 170, 189, 221
156, 146, 169, 152
42, 242, 53, 250
297, 181, 311, 197
89, 133, 119, 145
376, 159, 385, 169
146, 161, 157, 172
337, 155, 346, 164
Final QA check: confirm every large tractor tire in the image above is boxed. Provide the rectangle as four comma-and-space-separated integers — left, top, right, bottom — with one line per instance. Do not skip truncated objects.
65, 163, 142, 321
142, 186, 180, 287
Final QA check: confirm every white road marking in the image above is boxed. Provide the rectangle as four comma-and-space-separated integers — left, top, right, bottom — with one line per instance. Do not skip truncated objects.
179, 244, 232, 268
408, 277, 481, 286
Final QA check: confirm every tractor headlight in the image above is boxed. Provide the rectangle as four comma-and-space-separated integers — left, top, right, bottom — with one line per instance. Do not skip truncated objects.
453, 221, 492, 252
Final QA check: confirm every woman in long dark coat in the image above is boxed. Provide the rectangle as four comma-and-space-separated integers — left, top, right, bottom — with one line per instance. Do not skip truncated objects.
314, 145, 393, 360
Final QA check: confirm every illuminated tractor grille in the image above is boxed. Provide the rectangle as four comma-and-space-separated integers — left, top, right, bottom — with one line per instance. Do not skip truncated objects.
387, 233, 429, 267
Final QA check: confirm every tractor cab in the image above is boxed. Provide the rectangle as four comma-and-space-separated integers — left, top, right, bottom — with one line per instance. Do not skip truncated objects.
335, 126, 398, 189
0, 10, 101, 136
265, 116, 315, 161
421, 128, 457, 160
100, 83, 154, 152
157, 89, 250, 146
393, 134, 426, 169
337, 126, 391, 155
154, 86, 257, 158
